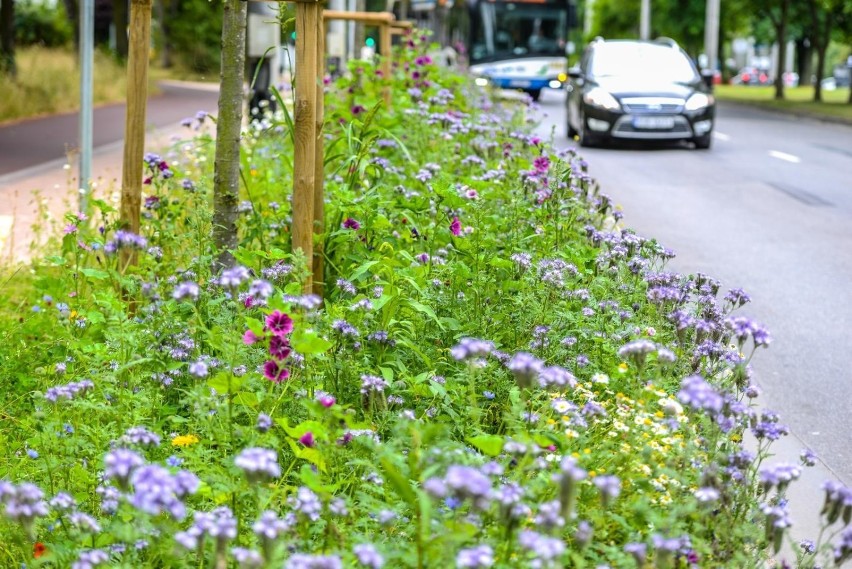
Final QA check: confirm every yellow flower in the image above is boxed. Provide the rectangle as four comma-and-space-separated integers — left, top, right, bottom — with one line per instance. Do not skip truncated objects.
618, 362, 629, 373
171, 434, 200, 448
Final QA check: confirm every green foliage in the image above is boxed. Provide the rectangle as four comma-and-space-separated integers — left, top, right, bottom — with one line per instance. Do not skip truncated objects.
165, 0, 224, 73
14, 0, 73, 47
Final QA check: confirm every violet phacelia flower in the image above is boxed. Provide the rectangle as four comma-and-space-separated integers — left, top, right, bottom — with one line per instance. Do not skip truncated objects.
235, 448, 281, 483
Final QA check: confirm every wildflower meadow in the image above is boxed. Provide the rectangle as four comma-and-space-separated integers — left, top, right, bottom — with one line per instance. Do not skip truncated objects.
1, 32, 850, 569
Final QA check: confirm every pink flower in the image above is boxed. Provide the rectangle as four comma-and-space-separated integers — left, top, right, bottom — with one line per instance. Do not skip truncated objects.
269, 335, 292, 361
533, 156, 550, 173
243, 296, 255, 309
450, 217, 461, 237
265, 310, 294, 336
243, 330, 260, 345
318, 395, 335, 408
299, 432, 315, 447
263, 360, 290, 383
342, 217, 361, 230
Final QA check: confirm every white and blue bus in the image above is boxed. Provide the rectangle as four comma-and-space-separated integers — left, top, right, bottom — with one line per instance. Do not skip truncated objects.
467, 0, 575, 101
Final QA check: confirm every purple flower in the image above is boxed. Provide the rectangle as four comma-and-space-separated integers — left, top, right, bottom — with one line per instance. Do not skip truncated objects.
232, 547, 264, 568
104, 448, 145, 485
218, 266, 251, 288
450, 216, 462, 236
360, 374, 389, 395
456, 544, 494, 568
288, 486, 322, 521
188, 360, 209, 378
336, 278, 357, 295
444, 465, 492, 509
759, 462, 801, 493
800, 448, 817, 467
266, 310, 294, 336
694, 487, 721, 503
263, 360, 290, 383
677, 375, 724, 414
518, 530, 565, 562
285, 553, 343, 569
451, 337, 495, 361
253, 510, 291, 541
538, 366, 577, 389
257, 413, 273, 433
49, 492, 77, 511
533, 500, 564, 530
2, 482, 49, 527
506, 352, 543, 389
269, 335, 292, 360
235, 448, 281, 482
129, 464, 197, 519
593, 475, 621, 505
72, 549, 110, 569
342, 217, 361, 230
353, 543, 384, 568
44, 379, 94, 403
624, 542, 647, 565
69, 511, 101, 532
299, 432, 316, 447
248, 279, 274, 299
122, 426, 161, 447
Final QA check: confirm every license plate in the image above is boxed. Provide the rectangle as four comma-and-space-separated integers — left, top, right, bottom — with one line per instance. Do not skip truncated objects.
633, 116, 675, 129
509, 80, 531, 88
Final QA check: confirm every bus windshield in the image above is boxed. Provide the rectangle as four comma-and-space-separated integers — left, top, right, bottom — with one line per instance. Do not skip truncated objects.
471, 3, 567, 64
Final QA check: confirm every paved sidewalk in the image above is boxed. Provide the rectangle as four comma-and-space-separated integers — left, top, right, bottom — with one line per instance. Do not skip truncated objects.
0, 81, 219, 264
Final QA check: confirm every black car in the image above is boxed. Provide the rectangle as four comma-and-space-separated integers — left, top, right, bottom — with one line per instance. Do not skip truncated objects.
566, 39, 715, 149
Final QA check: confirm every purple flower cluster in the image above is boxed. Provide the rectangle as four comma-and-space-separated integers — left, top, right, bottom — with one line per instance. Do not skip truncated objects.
122, 426, 162, 447
450, 337, 495, 361
518, 530, 565, 564
44, 379, 94, 402
104, 230, 148, 255
456, 544, 494, 568
104, 448, 145, 485
0, 481, 49, 528
758, 462, 801, 493
425, 465, 493, 510
172, 281, 200, 301
284, 553, 343, 569
129, 464, 199, 519
677, 375, 724, 414
821, 481, 852, 525
72, 549, 110, 569
725, 316, 771, 347
288, 486, 322, 521
353, 543, 384, 568
360, 374, 390, 395
175, 506, 237, 550
235, 448, 281, 483
253, 509, 294, 542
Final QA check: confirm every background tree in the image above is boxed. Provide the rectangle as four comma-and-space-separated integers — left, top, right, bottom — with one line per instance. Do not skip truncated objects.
0, 0, 15, 76
113, 0, 128, 58
212, 0, 246, 268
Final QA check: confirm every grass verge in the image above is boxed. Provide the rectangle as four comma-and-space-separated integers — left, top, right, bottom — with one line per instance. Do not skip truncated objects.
714, 84, 852, 123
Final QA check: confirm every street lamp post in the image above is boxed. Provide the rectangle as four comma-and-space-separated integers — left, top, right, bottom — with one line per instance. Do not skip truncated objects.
79, 0, 94, 211
704, 0, 720, 74
640, 0, 650, 40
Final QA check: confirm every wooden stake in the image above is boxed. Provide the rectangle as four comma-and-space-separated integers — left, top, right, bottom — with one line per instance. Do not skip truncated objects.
380, 22, 392, 108
293, 0, 319, 292
119, 0, 152, 268
312, 12, 325, 296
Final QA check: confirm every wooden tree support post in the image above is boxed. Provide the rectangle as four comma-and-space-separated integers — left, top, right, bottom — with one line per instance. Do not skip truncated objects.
293, 0, 320, 293
312, 12, 326, 296
119, 0, 152, 269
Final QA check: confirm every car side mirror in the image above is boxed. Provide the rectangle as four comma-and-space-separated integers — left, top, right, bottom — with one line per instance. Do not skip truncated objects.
568, 66, 583, 80
701, 69, 715, 91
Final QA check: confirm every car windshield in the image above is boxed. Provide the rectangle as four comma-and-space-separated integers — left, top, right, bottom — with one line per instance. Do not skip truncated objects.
590, 43, 699, 83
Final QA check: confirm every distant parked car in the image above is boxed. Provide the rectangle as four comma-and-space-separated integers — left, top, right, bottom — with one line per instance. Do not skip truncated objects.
731, 67, 771, 86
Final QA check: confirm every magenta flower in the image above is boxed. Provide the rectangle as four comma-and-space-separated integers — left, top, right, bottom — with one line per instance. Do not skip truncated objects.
318, 395, 335, 408
299, 432, 315, 448
533, 156, 550, 173
243, 330, 260, 345
450, 217, 461, 237
342, 218, 361, 230
265, 311, 293, 336
269, 335, 292, 361
263, 360, 289, 383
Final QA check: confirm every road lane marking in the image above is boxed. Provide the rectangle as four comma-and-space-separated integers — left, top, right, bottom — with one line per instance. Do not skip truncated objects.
713, 131, 730, 141
769, 150, 801, 164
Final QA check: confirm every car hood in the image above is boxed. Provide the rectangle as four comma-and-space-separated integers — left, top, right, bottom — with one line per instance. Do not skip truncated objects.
593, 77, 698, 99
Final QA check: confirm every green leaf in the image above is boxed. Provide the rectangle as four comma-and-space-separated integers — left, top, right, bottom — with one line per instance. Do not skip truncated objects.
234, 392, 258, 408
380, 457, 417, 506
407, 300, 443, 330
276, 419, 328, 441
80, 268, 110, 281
286, 439, 326, 472
207, 372, 243, 394
291, 329, 332, 355
467, 434, 504, 457
245, 317, 265, 337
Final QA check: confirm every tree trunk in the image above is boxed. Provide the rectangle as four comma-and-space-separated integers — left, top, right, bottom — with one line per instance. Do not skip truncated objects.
0, 0, 15, 77
212, 0, 247, 270
64, 0, 81, 51
113, 0, 129, 59
773, 0, 790, 101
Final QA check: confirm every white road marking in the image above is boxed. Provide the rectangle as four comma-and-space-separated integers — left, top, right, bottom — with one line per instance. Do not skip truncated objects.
713, 131, 730, 141
769, 150, 801, 164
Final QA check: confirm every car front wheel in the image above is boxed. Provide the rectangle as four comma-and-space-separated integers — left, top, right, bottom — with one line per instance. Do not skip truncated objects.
578, 113, 599, 148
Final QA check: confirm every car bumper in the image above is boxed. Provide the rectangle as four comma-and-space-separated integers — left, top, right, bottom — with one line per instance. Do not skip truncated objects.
584, 105, 714, 140
479, 77, 564, 91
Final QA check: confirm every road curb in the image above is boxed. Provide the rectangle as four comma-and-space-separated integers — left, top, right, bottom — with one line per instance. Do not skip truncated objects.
716, 99, 852, 127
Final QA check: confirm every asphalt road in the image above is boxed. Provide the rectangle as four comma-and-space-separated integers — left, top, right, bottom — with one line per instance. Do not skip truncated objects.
0, 82, 220, 178
534, 89, 852, 483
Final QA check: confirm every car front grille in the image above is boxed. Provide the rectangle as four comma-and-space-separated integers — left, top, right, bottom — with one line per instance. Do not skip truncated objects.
611, 115, 693, 139
620, 97, 685, 114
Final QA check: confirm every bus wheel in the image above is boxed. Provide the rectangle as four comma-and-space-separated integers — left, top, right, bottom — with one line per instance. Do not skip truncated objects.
526, 89, 542, 101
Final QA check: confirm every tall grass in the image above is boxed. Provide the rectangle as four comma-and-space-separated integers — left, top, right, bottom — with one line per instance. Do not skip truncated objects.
0, 46, 152, 124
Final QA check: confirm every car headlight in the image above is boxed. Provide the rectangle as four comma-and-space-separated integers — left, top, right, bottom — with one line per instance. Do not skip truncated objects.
685, 93, 713, 111
474, 77, 489, 87
583, 88, 620, 111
